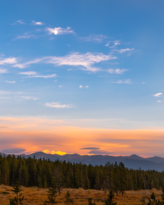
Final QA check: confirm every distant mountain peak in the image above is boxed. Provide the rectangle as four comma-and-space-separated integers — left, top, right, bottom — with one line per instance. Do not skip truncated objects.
129, 154, 142, 159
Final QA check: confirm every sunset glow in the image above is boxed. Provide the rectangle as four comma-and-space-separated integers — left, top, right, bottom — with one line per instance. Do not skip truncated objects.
0, 1, 164, 158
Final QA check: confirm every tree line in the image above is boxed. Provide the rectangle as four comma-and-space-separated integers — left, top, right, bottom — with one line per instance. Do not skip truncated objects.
0, 154, 164, 192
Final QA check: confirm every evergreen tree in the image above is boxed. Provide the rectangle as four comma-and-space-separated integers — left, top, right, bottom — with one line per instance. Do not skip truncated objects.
104, 190, 117, 205
44, 182, 57, 205
119, 162, 126, 196
53, 167, 63, 196
37, 175, 42, 188
43, 174, 48, 188
64, 191, 74, 205
113, 162, 120, 195
147, 192, 161, 205
88, 198, 96, 205
9, 181, 24, 205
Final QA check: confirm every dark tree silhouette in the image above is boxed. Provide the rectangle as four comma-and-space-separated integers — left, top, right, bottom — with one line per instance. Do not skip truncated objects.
9, 181, 24, 205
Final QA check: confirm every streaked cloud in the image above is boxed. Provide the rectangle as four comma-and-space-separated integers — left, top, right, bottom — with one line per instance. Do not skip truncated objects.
80, 34, 108, 43
45, 102, 72, 108
157, 100, 162, 103
116, 79, 131, 84
5, 81, 16, 84
0, 90, 22, 95
1, 148, 26, 154
88, 150, 113, 155
0, 68, 8, 73
108, 68, 128, 74
79, 85, 89, 88
115, 48, 134, 53
14, 59, 42, 68
45, 52, 116, 72
154, 93, 163, 97
22, 96, 38, 100
13, 52, 117, 72
12, 20, 25, 25
32, 20, 43, 25
0, 57, 17, 65
19, 71, 56, 78
46, 27, 75, 35
81, 147, 100, 150
16, 33, 34, 39
106, 40, 120, 48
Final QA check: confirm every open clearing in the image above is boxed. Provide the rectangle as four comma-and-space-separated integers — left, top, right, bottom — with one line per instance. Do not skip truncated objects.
0, 185, 162, 205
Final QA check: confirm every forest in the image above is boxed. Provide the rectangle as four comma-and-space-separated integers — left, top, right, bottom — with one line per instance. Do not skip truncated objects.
0, 154, 164, 193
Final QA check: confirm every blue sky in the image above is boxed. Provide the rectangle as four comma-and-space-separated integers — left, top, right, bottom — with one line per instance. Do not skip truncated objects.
0, 0, 164, 131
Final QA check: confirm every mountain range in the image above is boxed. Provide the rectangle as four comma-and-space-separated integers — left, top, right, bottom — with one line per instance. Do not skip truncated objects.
1, 152, 164, 172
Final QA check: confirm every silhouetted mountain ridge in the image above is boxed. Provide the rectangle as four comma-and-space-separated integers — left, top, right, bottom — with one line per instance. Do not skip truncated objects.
1, 152, 164, 172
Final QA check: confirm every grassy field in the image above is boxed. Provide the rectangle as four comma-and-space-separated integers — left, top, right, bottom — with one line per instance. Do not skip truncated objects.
0, 185, 162, 205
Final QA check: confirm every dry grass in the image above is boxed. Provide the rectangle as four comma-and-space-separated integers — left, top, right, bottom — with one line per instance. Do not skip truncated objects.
0, 185, 162, 205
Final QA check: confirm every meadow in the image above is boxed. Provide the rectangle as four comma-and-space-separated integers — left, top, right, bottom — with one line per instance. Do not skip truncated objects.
0, 185, 162, 205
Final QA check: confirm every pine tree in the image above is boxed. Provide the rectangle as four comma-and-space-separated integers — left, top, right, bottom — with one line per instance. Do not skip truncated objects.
53, 167, 63, 196
9, 181, 24, 205
44, 182, 57, 205
64, 191, 74, 205
88, 198, 96, 205
119, 162, 126, 196
37, 175, 42, 188
104, 190, 117, 205
113, 162, 120, 195
43, 174, 48, 188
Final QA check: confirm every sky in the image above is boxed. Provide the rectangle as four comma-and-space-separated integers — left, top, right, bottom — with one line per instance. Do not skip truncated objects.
0, 0, 164, 157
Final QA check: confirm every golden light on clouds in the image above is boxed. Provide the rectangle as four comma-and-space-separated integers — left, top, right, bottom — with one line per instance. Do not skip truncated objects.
0, 117, 164, 157
43, 150, 67, 155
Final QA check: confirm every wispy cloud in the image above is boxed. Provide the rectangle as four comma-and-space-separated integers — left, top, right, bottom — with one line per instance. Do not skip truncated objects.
16, 33, 34, 39
32, 21, 43, 25
0, 68, 8, 73
1, 148, 26, 154
5, 81, 16, 84
115, 48, 134, 53
12, 20, 25, 25
19, 71, 56, 78
157, 100, 162, 103
45, 52, 116, 72
79, 85, 89, 88
108, 68, 128, 74
22, 96, 38, 100
0, 57, 17, 65
116, 79, 131, 84
88, 150, 113, 155
154, 93, 163, 97
14, 59, 41, 68
13, 52, 117, 72
0, 90, 22, 95
81, 147, 100, 150
45, 102, 72, 108
106, 40, 120, 48
46, 27, 75, 35
80, 34, 108, 43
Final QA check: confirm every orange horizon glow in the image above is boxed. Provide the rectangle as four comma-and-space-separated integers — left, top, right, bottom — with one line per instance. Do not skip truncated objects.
0, 116, 164, 157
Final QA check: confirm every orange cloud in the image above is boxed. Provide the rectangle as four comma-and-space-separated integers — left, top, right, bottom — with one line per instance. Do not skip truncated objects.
0, 117, 164, 157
